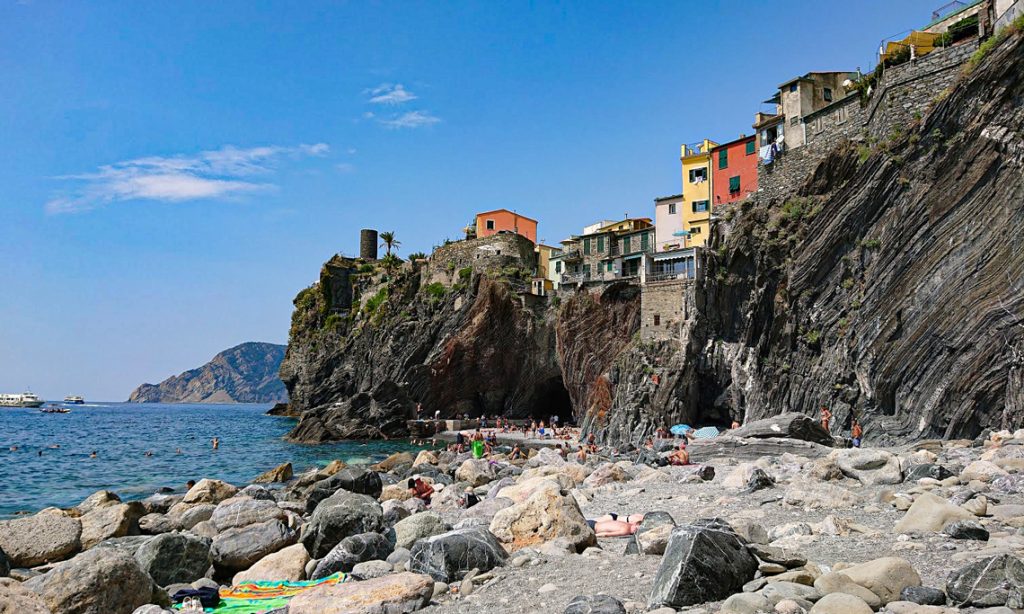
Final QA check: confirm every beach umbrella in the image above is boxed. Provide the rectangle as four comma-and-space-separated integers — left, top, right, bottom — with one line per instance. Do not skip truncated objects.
669, 424, 692, 436
691, 426, 720, 440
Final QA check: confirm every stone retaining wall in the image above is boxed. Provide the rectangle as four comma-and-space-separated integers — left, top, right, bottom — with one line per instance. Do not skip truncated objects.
423, 234, 537, 287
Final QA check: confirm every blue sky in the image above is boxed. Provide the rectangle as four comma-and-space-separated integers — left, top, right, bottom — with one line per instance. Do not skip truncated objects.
1, 0, 939, 400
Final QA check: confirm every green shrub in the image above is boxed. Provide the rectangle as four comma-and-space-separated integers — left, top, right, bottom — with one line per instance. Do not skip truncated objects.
838, 317, 849, 328
364, 287, 388, 316
966, 19, 1018, 73
324, 313, 346, 331
860, 238, 881, 249
803, 329, 821, 345
458, 267, 472, 280
424, 282, 446, 299
841, 278, 854, 290
358, 263, 374, 274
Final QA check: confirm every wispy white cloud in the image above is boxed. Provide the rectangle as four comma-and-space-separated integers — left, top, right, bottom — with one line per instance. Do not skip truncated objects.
336, 162, 356, 174
45, 143, 329, 214
365, 83, 418, 105
378, 111, 442, 129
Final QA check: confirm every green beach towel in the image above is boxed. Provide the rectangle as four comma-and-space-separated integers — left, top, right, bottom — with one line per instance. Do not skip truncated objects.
174, 573, 349, 614
472, 439, 484, 458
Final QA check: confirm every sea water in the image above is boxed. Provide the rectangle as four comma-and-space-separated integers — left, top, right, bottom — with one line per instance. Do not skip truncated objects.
0, 402, 426, 517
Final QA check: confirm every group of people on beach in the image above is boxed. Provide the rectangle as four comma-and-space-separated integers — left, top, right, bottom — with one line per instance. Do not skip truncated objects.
820, 407, 863, 447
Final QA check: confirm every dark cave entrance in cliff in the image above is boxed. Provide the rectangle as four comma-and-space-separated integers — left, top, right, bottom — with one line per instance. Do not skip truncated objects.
528, 375, 574, 425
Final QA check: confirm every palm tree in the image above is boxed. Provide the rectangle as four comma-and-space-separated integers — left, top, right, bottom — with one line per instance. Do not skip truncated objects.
379, 231, 402, 257
380, 253, 402, 274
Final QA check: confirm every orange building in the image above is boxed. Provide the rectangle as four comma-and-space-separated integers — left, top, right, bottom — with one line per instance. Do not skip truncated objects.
710, 135, 758, 207
475, 209, 538, 244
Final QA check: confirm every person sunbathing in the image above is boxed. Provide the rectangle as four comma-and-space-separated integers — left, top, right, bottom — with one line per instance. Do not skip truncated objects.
586, 514, 644, 537
668, 443, 690, 466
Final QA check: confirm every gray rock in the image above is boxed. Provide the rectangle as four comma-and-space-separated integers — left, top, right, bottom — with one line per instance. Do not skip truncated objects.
648, 518, 758, 609
134, 532, 212, 586
139, 513, 176, 535
23, 547, 161, 614
392, 512, 448, 550
239, 484, 277, 500
76, 490, 122, 515
722, 592, 773, 614
0, 510, 81, 567
943, 519, 989, 541
312, 531, 392, 579
748, 544, 807, 568
0, 578, 50, 614
409, 527, 508, 582
141, 493, 180, 515
905, 464, 954, 482
0, 545, 8, 578
387, 547, 412, 566
730, 413, 834, 446
299, 490, 384, 558
211, 518, 297, 572
172, 503, 216, 530
564, 594, 627, 614
211, 497, 286, 531
80, 502, 143, 549
900, 586, 946, 605
763, 582, 821, 604
351, 559, 394, 580
744, 468, 776, 492
946, 554, 1024, 607
624, 511, 676, 555
305, 466, 383, 512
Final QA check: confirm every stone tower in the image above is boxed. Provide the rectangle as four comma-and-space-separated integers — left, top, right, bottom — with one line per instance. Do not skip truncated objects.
360, 229, 378, 260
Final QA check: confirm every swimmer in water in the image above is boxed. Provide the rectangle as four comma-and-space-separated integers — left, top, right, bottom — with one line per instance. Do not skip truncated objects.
175, 448, 182, 454
89, 451, 97, 458
212, 437, 219, 450
144, 451, 153, 457
9, 446, 17, 452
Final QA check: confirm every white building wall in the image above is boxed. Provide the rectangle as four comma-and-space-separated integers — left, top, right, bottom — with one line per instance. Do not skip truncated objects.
654, 196, 684, 252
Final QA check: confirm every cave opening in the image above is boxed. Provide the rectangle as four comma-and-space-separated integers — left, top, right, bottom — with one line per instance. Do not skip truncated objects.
529, 375, 575, 425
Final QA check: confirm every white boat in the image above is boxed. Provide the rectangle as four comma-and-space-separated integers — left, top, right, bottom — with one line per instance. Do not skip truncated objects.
64, 395, 85, 404
0, 392, 45, 408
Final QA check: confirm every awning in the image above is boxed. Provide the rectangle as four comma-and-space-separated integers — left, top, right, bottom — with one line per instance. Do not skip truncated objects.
672, 230, 690, 237
623, 254, 643, 261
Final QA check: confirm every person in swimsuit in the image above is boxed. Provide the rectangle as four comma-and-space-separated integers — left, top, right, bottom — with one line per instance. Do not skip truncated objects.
586, 513, 645, 537
851, 419, 863, 448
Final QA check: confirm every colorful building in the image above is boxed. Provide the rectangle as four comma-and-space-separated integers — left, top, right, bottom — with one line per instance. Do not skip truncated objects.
710, 135, 758, 207
653, 194, 685, 252
680, 139, 717, 248
556, 218, 654, 286
474, 209, 538, 244
534, 243, 561, 293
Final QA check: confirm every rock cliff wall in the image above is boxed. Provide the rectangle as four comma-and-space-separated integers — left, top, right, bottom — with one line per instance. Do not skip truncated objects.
283, 31, 1024, 445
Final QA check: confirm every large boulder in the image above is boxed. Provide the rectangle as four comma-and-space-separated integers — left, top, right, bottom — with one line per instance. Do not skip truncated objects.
0, 509, 81, 567
312, 532, 392, 579
809, 593, 873, 614
233, 542, 309, 585
76, 490, 122, 515
495, 476, 569, 504
392, 512, 448, 550
253, 462, 293, 484
288, 571, 434, 614
0, 578, 50, 614
300, 491, 384, 558
211, 496, 287, 531
138, 513, 175, 535
455, 459, 497, 487
836, 449, 903, 485
582, 463, 629, 488
210, 518, 297, 572
894, 493, 974, 533
564, 594, 627, 614
730, 413, 834, 446
814, 572, 883, 609
648, 518, 758, 609
409, 527, 508, 582
946, 554, 1024, 607
23, 547, 159, 614
839, 557, 920, 604
80, 503, 143, 549
459, 497, 513, 524
305, 467, 383, 513
0, 545, 7, 578
372, 451, 416, 473
489, 489, 596, 553
181, 479, 238, 505
624, 511, 676, 556
525, 447, 566, 468
961, 460, 1009, 483
134, 532, 212, 586
167, 502, 216, 530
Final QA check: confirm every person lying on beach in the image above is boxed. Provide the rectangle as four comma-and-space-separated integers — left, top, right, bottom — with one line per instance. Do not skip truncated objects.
586, 516, 644, 537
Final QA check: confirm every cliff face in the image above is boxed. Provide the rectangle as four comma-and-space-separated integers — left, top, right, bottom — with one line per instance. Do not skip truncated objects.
128, 342, 288, 404
283, 31, 1024, 444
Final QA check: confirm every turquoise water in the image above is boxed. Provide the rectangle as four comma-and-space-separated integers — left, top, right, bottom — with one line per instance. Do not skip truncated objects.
0, 402, 427, 518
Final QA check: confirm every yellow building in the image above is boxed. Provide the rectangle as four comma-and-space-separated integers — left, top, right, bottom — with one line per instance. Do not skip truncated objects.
680, 139, 717, 248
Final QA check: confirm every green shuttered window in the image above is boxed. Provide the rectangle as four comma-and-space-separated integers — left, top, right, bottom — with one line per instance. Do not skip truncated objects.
719, 149, 728, 169
729, 176, 741, 193
746, 140, 756, 155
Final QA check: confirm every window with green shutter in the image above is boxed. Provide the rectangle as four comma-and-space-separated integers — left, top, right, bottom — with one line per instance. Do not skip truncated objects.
641, 232, 649, 250
606, 261, 613, 272
556, 261, 562, 273
729, 176, 740, 193
597, 236, 604, 252
719, 149, 728, 169
622, 235, 631, 253
583, 264, 590, 276
746, 140, 756, 155
583, 238, 591, 255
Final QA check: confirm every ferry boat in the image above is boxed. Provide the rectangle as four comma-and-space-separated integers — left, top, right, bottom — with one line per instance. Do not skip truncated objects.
0, 392, 45, 408
63, 395, 85, 404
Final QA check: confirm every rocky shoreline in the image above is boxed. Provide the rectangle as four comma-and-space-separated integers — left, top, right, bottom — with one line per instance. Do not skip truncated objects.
4, 413, 1024, 614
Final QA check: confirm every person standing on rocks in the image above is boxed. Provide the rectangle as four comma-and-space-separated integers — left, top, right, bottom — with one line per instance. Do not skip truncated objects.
820, 406, 832, 433
851, 419, 863, 448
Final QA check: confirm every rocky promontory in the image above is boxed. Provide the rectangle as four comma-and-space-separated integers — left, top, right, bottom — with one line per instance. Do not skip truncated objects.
128, 342, 288, 404
282, 30, 1024, 446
